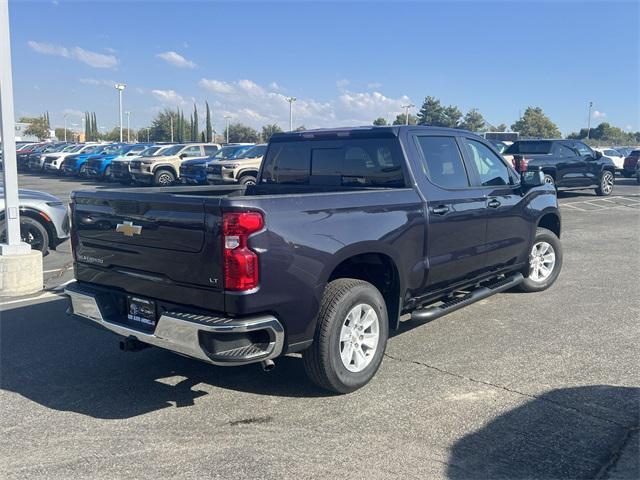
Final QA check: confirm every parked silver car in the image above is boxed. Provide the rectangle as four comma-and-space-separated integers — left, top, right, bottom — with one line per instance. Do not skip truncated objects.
0, 187, 70, 254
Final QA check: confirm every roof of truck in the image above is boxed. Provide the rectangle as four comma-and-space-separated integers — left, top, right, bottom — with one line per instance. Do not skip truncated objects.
272, 125, 475, 140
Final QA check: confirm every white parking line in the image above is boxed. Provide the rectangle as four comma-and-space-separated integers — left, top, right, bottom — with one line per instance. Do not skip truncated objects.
0, 291, 64, 307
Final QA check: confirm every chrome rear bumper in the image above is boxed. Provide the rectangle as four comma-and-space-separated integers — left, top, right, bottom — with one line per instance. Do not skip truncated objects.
65, 282, 284, 366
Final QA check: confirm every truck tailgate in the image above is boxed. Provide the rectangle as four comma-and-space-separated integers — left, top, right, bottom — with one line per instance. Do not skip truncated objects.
72, 190, 224, 310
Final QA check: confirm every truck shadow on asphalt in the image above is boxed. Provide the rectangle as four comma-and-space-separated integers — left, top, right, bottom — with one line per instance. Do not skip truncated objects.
446, 385, 639, 479
0, 299, 330, 420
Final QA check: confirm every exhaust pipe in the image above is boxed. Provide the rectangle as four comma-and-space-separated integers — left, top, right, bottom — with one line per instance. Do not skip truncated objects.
261, 359, 275, 372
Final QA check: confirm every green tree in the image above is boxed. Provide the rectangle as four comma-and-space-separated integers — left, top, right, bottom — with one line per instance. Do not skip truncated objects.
149, 108, 180, 142
24, 116, 50, 140
225, 123, 260, 143
489, 123, 507, 132
511, 107, 561, 138
460, 108, 485, 132
205, 101, 213, 142
261, 123, 283, 141
193, 104, 199, 142
373, 117, 388, 126
441, 105, 462, 128
417, 96, 444, 126
54, 127, 73, 141
392, 113, 418, 125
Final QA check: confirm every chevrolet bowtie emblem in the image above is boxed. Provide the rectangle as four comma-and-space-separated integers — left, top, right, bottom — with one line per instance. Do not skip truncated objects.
116, 221, 142, 237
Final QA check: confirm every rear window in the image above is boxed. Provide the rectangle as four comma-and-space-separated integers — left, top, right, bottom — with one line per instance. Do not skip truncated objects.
504, 141, 553, 154
261, 137, 405, 188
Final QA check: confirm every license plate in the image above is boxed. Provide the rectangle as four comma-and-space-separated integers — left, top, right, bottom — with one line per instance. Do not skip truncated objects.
127, 296, 157, 327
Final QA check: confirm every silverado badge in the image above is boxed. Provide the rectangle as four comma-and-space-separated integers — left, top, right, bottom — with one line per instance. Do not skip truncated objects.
116, 221, 142, 237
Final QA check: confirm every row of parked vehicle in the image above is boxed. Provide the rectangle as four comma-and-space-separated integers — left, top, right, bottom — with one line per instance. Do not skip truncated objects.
11, 140, 270, 187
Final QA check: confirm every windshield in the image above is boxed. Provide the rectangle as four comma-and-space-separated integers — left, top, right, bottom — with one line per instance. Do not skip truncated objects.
235, 145, 266, 159
140, 146, 161, 157
158, 144, 185, 156
62, 145, 77, 152
210, 145, 250, 160
504, 141, 553, 155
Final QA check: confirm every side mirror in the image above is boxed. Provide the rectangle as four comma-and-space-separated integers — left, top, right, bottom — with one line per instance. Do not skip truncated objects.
521, 166, 545, 188
179, 153, 187, 159
594, 150, 603, 159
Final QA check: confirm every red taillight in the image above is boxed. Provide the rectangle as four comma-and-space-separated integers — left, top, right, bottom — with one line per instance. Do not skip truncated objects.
223, 211, 264, 291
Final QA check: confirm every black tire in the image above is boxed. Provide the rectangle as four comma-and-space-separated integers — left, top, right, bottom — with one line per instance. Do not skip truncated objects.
302, 278, 388, 394
239, 175, 257, 186
518, 227, 562, 293
595, 170, 614, 196
1, 217, 49, 255
154, 169, 175, 186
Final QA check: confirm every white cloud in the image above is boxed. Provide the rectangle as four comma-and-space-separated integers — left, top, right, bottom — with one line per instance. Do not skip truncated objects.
269, 82, 281, 92
62, 109, 84, 117
104, 47, 117, 54
336, 78, 350, 90
199, 78, 235, 94
593, 110, 606, 119
196, 78, 410, 129
625, 124, 633, 131
28, 40, 118, 68
151, 89, 186, 105
367, 82, 382, 89
156, 51, 196, 69
79, 77, 114, 86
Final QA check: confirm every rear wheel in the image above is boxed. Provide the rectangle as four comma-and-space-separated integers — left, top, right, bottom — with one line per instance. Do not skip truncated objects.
154, 169, 175, 186
302, 278, 388, 393
543, 174, 555, 186
518, 227, 562, 293
595, 170, 614, 196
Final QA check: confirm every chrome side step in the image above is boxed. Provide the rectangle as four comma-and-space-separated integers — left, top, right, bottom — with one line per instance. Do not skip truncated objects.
410, 273, 524, 323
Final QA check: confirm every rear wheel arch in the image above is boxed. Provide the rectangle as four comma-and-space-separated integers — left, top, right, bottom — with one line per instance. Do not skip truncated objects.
537, 212, 561, 238
326, 251, 402, 332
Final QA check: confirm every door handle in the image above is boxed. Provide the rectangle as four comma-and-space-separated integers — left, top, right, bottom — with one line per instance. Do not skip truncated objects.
488, 199, 501, 208
431, 205, 450, 215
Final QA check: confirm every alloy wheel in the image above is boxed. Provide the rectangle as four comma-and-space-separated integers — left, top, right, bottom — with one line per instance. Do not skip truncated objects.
529, 241, 556, 282
601, 172, 614, 195
339, 303, 380, 373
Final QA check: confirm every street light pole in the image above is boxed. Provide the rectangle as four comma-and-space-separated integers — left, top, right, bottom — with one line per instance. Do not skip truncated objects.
401, 104, 414, 125
63, 113, 68, 142
0, 0, 27, 254
224, 115, 231, 143
125, 111, 130, 142
114, 83, 126, 142
586, 101, 593, 140
170, 116, 174, 142
285, 97, 297, 131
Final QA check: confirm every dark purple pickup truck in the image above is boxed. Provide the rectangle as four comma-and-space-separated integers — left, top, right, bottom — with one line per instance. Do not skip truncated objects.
65, 126, 562, 393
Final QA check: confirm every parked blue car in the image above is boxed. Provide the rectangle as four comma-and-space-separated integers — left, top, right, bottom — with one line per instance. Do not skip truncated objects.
180, 145, 254, 184
85, 144, 152, 180
61, 144, 123, 176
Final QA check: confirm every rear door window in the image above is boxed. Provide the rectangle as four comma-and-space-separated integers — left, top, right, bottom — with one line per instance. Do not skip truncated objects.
415, 136, 470, 189
262, 137, 405, 187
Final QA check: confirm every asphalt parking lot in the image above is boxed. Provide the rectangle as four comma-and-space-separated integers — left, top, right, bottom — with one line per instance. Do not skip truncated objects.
1, 172, 639, 479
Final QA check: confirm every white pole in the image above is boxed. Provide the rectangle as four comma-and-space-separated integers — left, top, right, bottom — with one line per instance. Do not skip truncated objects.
224, 115, 231, 143
0, 0, 29, 254
286, 97, 296, 131
586, 101, 593, 140
126, 111, 130, 142
170, 116, 173, 142
401, 104, 414, 125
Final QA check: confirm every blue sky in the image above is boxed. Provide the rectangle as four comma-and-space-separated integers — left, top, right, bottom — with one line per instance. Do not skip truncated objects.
9, 0, 640, 135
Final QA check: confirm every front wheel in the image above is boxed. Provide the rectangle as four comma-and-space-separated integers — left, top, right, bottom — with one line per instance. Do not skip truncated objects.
154, 169, 175, 186
302, 278, 388, 394
518, 227, 562, 293
595, 170, 614, 196
543, 174, 555, 186
239, 175, 257, 186
1, 217, 49, 255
